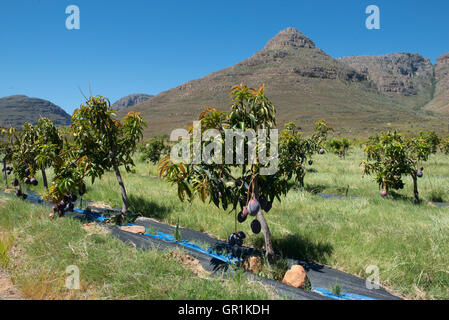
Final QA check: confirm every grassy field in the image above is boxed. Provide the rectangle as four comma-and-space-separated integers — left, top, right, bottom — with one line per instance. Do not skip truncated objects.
0, 196, 276, 299
1, 147, 448, 299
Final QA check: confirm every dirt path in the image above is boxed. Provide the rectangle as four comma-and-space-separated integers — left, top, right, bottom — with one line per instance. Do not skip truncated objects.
0, 270, 24, 300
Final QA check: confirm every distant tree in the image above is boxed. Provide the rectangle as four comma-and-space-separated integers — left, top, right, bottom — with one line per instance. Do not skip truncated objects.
361, 131, 433, 203
279, 120, 332, 188
71, 95, 146, 222
0, 127, 19, 188
440, 136, 449, 154
35, 117, 64, 191
10, 122, 41, 192
419, 130, 440, 154
327, 137, 350, 158
139, 136, 168, 164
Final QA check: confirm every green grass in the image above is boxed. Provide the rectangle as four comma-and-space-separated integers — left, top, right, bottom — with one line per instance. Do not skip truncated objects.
1, 147, 449, 299
0, 196, 276, 300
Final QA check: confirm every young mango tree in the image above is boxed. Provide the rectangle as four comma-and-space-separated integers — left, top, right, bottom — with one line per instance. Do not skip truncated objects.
441, 136, 449, 154
71, 95, 146, 222
419, 130, 440, 154
0, 127, 19, 188
159, 84, 288, 263
327, 137, 350, 158
11, 122, 42, 195
361, 131, 432, 203
43, 132, 89, 218
278, 120, 332, 188
139, 135, 168, 164
35, 117, 64, 191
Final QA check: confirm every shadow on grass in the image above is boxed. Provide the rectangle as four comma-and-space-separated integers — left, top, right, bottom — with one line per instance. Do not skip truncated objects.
304, 183, 327, 194
253, 234, 333, 264
387, 190, 415, 203
128, 194, 172, 219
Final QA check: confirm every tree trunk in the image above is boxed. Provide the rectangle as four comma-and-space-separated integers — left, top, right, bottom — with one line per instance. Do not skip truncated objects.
256, 209, 275, 264
299, 174, 305, 189
41, 167, 48, 191
2, 158, 7, 188
113, 164, 128, 224
412, 173, 420, 204
254, 180, 275, 264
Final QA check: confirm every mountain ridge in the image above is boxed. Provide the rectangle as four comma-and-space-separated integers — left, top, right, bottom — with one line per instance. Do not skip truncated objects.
112, 94, 154, 111
121, 27, 449, 138
0, 95, 71, 128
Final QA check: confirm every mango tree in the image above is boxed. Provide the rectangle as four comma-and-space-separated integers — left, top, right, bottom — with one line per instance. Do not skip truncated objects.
278, 120, 332, 188
43, 131, 89, 218
34, 117, 64, 191
159, 84, 288, 263
439, 136, 449, 154
419, 130, 440, 154
361, 131, 433, 203
71, 95, 146, 222
11, 122, 41, 195
327, 137, 350, 158
0, 127, 19, 188
139, 135, 168, 164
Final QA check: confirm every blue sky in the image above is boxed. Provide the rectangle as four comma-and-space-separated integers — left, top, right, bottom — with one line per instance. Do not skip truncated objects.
1, 0, 448, 114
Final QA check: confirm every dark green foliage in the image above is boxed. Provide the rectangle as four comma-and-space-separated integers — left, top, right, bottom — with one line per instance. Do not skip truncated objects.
139, 136, 168, 164
327, 137, 351, 157
440, 136, 449, 154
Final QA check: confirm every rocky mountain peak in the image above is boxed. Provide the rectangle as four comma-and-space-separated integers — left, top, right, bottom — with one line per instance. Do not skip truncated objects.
339, 53, 433, 96
112, 93, 154, 111
436, 52, 449, 66
264, 27, 316, 50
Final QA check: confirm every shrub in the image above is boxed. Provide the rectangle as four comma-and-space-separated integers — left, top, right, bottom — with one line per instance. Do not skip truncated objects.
139, 136, 168, 164
327, 137, 351, 157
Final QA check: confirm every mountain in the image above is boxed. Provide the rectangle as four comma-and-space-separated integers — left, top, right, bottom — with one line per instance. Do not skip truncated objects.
120, 27, 449, 138
424, 53, 449, 115
338, 53, 434, 97
0, 95, 71, 128
112, 94, 154, 111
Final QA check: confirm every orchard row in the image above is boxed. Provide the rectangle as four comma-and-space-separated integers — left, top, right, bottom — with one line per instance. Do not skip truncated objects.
1, 85, 448, 261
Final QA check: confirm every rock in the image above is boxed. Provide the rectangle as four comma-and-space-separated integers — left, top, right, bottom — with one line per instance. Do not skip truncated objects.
120, 225, 146, 234
112, 94, 154, 111
242, 256, 264, 274
282, 265, 307, 289
427, 202, 437, 207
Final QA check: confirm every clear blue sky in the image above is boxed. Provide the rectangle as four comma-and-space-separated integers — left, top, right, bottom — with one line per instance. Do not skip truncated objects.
1, 0, 448, 114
